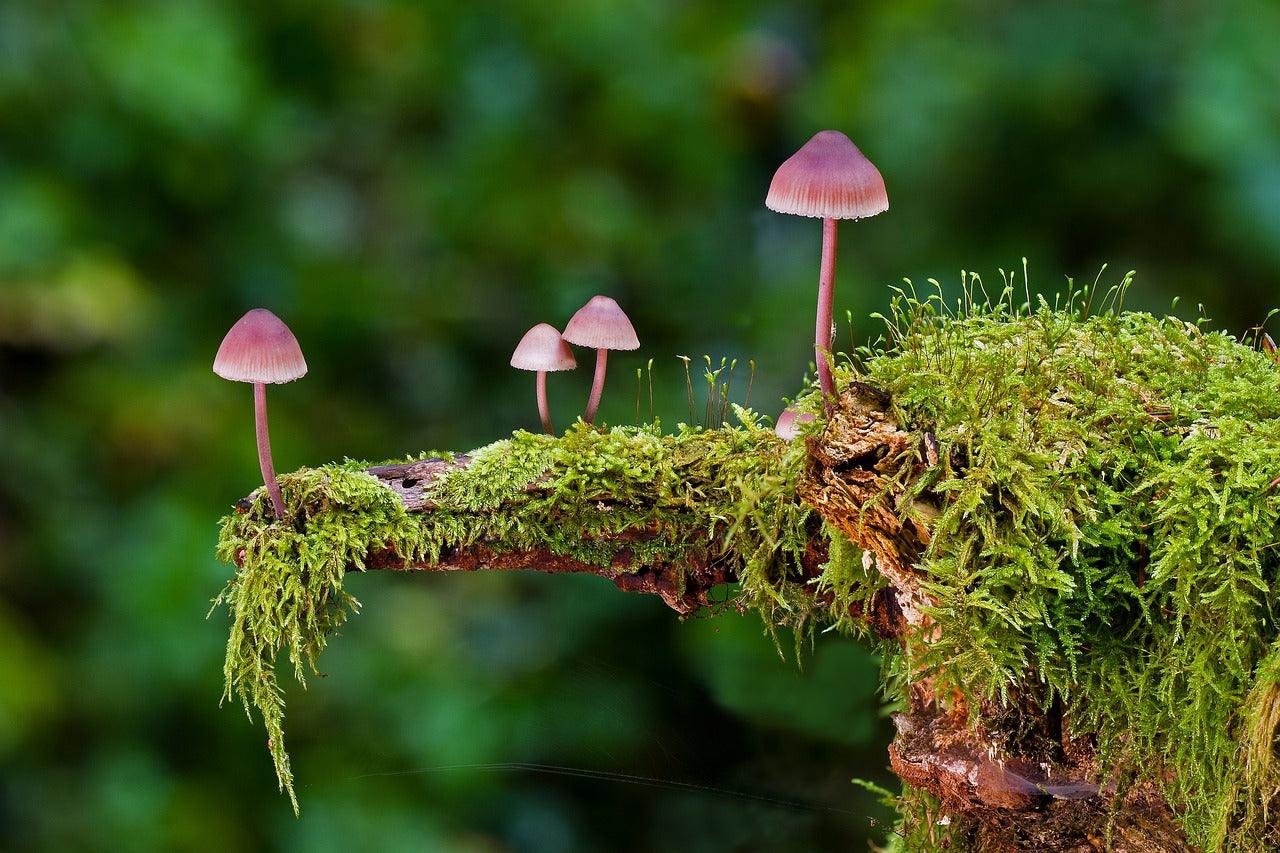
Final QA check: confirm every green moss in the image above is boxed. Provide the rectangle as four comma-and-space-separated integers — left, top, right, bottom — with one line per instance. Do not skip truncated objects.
213, 414, 815, 813
214, 281, 1280, 847
823, 282, 1280, 851
815, 526, 888, 638
211, 462, 426, 814
876, 784, 966, 852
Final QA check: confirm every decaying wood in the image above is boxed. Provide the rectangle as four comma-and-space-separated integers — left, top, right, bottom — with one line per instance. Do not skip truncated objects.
887, 705, 1191, 852
237, 383, 1194, 851
359, 456, 812, 614
797, 385, 1193, 851
799, 381, 939, 628
359, 456, 908, 629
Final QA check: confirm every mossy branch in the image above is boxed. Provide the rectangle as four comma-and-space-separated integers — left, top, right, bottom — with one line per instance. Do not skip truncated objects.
215, 413, 846, 814
214, 292, 1280, 850
349, 455, 812, 614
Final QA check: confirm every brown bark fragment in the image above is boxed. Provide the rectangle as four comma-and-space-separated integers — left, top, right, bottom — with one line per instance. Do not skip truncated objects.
799, 382, 938, 628
366, 456, 472, 510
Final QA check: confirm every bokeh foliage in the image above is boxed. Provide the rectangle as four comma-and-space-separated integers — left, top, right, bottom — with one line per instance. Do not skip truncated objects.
1, 1, 1278, 850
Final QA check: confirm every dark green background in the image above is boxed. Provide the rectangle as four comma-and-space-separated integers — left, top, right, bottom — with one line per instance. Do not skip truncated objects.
1, 2, 1277, 850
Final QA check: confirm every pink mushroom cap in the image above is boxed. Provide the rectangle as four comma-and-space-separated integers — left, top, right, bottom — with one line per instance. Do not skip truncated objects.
775, 408, 816, 440
561, 295, 640, 351
766, 130, 888, 220
511, 323, 577, 372
213, 308, 308, 384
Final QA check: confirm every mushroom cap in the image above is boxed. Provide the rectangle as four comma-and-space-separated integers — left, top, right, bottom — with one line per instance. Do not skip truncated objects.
766, 130, 888, 220
561, 295, 640, 351
511, 323, 577, 372
213, 308, 308, 384
775, 408, 815, 440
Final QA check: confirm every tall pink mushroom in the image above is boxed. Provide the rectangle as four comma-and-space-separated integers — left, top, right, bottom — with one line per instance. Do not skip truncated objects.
213, 309, 308, 519
766, 130, 888, 403
562, 295, 639, 424
511, 323, 577, 434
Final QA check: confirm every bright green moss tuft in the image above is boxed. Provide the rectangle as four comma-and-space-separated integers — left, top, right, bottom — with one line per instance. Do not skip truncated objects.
211, 464, 426, 814
826, 284, 1280, 851
214, 283, 1280, 847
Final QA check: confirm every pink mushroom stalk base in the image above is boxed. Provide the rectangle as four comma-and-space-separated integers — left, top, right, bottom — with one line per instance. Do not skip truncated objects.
254, 382, 286, 518
535, 371, 553, 434
584, 349, 608, 424
815, 217, 839, 402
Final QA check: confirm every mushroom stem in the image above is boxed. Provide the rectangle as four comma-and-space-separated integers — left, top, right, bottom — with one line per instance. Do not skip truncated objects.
253, 382, 286, 519
584, 348, 608, 424
536, 371, 553, 434
815, 216, 839, 406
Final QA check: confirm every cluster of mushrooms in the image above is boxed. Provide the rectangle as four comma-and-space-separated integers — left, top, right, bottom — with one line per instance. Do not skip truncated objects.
510, 294, 639, 434
214, 130, 887, 519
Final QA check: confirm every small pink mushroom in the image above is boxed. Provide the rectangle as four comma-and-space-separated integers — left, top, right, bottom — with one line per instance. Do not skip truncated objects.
511, 323, 577, 434
775, 408, 816, 441
767, 130, 888, 404
561, 295, 639, 424
213, 309, 308, 519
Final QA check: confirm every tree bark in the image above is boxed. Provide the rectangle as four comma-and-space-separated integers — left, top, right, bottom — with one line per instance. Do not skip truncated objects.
258, 384, 1194, 851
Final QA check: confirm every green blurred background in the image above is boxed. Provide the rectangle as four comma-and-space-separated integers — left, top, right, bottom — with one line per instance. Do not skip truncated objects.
1, 1, 1278, 850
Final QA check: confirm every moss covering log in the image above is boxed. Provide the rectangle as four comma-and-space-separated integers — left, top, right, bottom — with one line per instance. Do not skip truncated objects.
214, 288, 1280, 850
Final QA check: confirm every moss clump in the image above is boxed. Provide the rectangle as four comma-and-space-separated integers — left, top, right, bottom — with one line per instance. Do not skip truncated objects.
215, 280, 1280, 847
823, 283, 1280, 850
214, 415, 816, 813
212, 460, 427, 814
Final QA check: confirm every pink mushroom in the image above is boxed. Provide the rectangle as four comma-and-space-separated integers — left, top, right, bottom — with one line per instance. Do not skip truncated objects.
213, 309, 308, 519
775, 408, 815, 441
767, 130, 888, 403
511, 323, 577, 434
561, 295, 639, 424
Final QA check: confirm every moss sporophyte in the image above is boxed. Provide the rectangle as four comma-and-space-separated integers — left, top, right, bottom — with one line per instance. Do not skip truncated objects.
214, 288, 1280, 850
